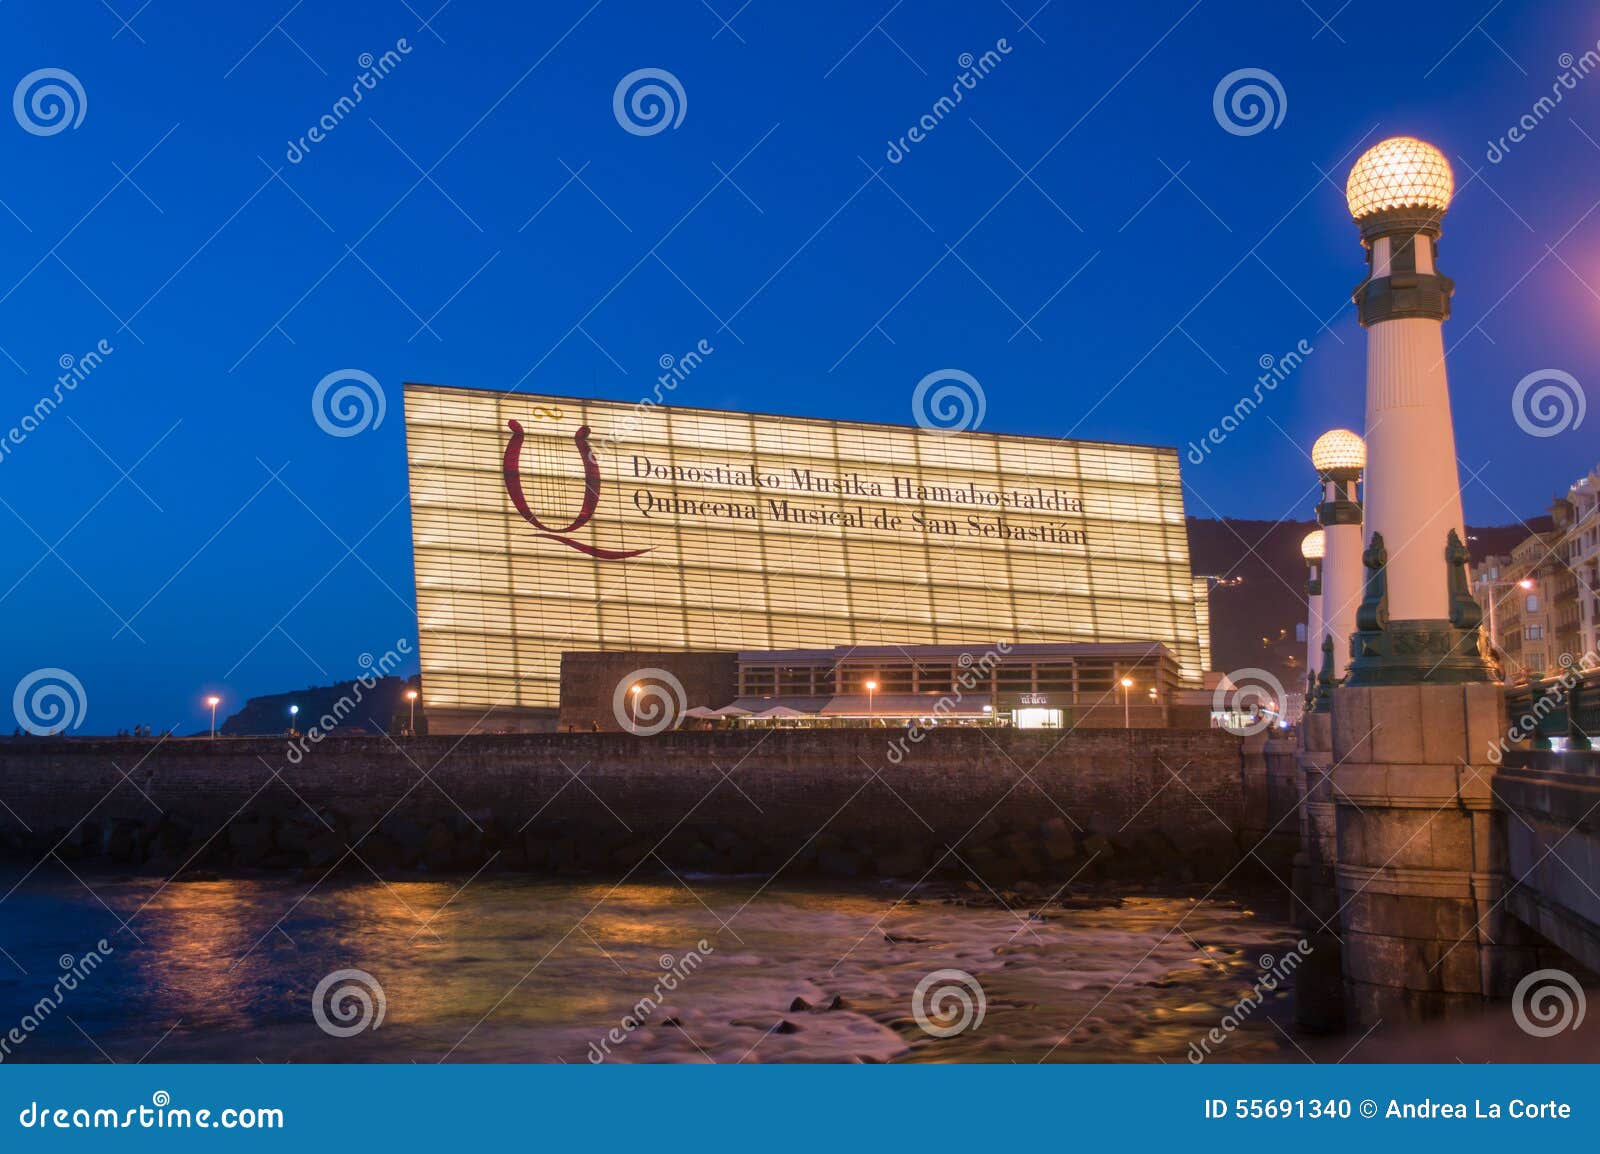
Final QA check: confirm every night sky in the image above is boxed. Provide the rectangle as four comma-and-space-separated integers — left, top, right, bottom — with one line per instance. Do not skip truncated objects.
2, 1, 1596, 731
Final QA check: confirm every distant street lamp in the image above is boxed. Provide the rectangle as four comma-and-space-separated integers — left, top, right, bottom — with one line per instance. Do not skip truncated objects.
289, 704, 299, 734
1120, 676, 1134, 729
864, 679, 878, 727
406, 688, 419, 733
206, 695, 221, 740
1483, 576, 1537, 670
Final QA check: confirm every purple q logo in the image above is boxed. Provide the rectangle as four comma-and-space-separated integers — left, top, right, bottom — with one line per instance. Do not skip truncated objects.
502, 419, 651, 561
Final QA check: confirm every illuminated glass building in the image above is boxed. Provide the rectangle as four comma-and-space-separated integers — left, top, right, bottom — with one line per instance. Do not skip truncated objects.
403, 384, 1209, 732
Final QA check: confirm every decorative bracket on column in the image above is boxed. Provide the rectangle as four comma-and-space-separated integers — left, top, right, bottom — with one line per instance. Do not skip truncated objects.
1312, 635, 1336, 713
1354, 532, 1389, 634
1345, 530, 1493, 686
1446, 529, 1483, 629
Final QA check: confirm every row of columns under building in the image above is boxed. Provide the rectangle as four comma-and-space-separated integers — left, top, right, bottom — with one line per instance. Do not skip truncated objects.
1265, 136, 1569, 1029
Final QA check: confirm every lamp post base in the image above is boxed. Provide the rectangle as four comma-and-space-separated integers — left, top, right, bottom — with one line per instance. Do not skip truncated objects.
1345, 619, 1493, 687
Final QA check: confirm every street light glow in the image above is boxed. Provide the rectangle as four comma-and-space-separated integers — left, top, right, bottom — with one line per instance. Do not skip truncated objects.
205, 695, 220, 707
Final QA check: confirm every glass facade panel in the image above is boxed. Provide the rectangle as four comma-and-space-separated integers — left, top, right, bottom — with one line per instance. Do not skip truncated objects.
404, 386, 1204, 712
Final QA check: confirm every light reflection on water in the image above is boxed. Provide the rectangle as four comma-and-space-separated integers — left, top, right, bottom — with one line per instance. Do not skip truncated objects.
0, 870, 1305, 1063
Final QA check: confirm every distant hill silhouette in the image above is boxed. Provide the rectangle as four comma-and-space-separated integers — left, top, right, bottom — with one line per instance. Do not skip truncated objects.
219, 676, 417, 737
1187, 515, 1552, 691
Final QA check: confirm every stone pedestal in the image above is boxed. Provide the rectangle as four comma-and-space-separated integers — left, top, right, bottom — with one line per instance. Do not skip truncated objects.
1292, 711, 1345, 1030
1328, 681, 1542, 1026
1257, 732, 1301, 880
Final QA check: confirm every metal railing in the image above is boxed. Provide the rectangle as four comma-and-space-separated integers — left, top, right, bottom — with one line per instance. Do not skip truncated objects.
1503, 665, 1600, 750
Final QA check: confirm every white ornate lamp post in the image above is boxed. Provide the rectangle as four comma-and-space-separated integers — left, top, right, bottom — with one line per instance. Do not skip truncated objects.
1343, 137, 1488, 684
206, 695, 221, 740
1301, 529, 1325, 698
1310, 429, 1365, 707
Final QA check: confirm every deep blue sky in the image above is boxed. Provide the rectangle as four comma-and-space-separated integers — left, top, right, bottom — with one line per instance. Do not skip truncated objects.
3, 0, 1597, 732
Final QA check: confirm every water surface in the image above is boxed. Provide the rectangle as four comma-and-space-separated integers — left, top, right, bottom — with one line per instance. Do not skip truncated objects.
0, 868, 1305, 1063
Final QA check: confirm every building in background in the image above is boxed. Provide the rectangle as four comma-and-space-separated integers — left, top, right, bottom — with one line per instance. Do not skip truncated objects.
1561, 464, 1599, 662
1471, 462, 1600, 679
558, 641, 1186, 732
1474, 533, 1556, 676
404, 386, 1207, 733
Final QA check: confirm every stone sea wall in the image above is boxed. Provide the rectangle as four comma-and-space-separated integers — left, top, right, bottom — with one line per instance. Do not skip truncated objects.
0, 727, 1253, 884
